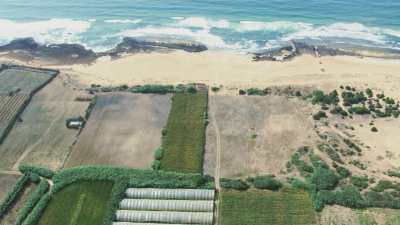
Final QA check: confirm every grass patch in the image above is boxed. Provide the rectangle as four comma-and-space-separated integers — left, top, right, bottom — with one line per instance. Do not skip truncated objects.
37, 181, 113, 225
160, 91, 208, 173
219, 188, 316, 225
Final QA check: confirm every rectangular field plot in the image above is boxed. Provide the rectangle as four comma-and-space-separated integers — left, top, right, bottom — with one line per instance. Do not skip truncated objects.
67, 93, 171, 168
115, 188, 215, 225
219, 189, 316, 225
0, 174, 20, 202
0, 78, 89, 170
0, 67, 56, 94
160, 91, 208, 173
37, 181, 113, 225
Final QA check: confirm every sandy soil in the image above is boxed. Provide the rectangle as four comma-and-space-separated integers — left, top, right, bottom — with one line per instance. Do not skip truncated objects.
204, 94, 319, 178
0, 76, 88, 170
66, 93, 171, 169
48, 52, 400, 92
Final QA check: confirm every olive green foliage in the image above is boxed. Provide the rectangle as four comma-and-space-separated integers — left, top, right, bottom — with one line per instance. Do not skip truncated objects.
336, 166, 351, 178
349, 106, 371, 115
371, 127, 378, 132
342, 91, 367, 106
211, 86, 220, 92
130, 84, 174, 94
151, 160, 161, 170
290, 147, 314, 176
351, 176, 370, 190
319, 185, 366, 209
350, 160, 367, 170
387, 170, 400, 178
14, 180, 49, 225
22, 194, 51, 225
102, 180, 128, 225
251, 175, 283, 191
19, 164, 55, 179
313, 111, 327, 120
160, 91, 208, 173
219, 189, 316, 225
85, 95, 97, 120
0, 174, 30, 219
310, 90, 339, 105
246, 88, 266, 96
220, 178, 250, 191
330, 106, 348, 116
288, 177, 311, 191
154, 148, 163, 160
317, 144, 344, 164
366, 88, 373, 98
311, 166, 339, 191
372, 180, 400, 192
343, 138, 362, 153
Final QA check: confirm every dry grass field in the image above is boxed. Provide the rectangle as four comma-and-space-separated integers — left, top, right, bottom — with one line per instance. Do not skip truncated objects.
204, 94, 319, 178
0, 174, 20, 202
66, 93, 171, 168
0, 76, 88, 170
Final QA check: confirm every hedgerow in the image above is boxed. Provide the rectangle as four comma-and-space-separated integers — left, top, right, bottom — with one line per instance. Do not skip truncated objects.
14, 180, 49, 225
220, 178, 249, 191
351, 176, 369, 190
311, 166, 339, 191
250, 175, 283, 191
130, 84, 174, 94
21, 193, 51, 225
19, 164, 55, 179
102, 180, 129, 225
0, 174, 30, 219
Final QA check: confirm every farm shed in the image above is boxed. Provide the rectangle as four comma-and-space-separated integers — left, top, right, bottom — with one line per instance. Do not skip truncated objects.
125, 188, 215, 200
119, 199, 214, 212
116, 210, 214, 224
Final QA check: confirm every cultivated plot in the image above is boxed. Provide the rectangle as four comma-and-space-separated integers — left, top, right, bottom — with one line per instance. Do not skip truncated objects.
0, 174, 20, 202
0, 77, 88, 170
219, 189, 316, 225
67, 93, 171, 168
204, 95, 318, 178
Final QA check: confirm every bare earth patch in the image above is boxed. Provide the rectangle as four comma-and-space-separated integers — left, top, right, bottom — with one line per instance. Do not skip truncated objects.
204, 94, 319, 178
66, 93, 171, 169
0, 76, 88, 170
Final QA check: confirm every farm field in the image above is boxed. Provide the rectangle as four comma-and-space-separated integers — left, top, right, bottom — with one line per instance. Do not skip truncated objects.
0, 67, 56, 94
160, 91, 208, 173
0, 77, 89, 170
66, 93, 171, 168
37, 181, 113, 225
0, 174, 20, 202
0, 182, 36, 225
204, 94, 318, 178
219, 189, 316, 225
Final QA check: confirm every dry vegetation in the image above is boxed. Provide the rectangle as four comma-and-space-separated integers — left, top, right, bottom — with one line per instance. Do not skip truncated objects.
204, 94, 318, 178
0, 77, 88, 170
66, 93, 171, 168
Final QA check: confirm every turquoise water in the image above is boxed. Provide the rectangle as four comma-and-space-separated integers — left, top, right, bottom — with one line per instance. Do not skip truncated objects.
0, 0, 399, 52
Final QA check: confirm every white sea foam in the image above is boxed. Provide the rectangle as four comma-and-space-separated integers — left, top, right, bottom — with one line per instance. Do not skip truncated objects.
0, 18, 90, 45
284, 22, 399, 44
236, 21, 313, 32
120, 26, 230, 49
175, 17, 230, 29
104, 19, 142, 24
171, 17, 184, 20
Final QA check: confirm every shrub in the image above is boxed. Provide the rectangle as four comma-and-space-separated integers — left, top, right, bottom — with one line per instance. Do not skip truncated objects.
333, 185, 366, 208
85, 96, 97, 120
342, 91, 367, 106
154, 148, 163, 160
290, 151, 314, 175
14, 180, 49, 225
387, 170, 400, 178
288, 177, 310, 190
317, 144, 343, 164
311, 166, 339, 191
246, 88, 265, 96
330, 106, 348, 116
351, 176, 369, 190
211, 86, 220, 92
310, 90, 339, 105
309, 154, 328, 169
29, 173, 41, 183
372, 180, 400, 192
19, 164, 55, 179
102, 180, 129, 225
371, 127, 378, 132
130, 84, 174, 94
151, 160, 161, 170
313, 111, 327, 120
21, 193, 51, 225
0, 175, 30, 218
238, 89, 246, 95
348, 106, 370, 115
336, 166, 351, 178
350, 160, 367, 170
220, 178, 249, 190
251, 175, 283, 191
366, 88, 373, 98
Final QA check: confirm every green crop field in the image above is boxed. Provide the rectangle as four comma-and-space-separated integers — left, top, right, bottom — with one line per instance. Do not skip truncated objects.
220, 188, 316, 225
160, 91, 208, 173
37, 181, 113, 225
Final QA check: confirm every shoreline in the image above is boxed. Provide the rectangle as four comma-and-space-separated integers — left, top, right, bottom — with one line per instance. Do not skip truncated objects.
1, 50, 400, 97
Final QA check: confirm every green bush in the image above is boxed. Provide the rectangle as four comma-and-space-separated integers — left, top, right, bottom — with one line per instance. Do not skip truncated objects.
336, 166, 351, 178
366, 88, 373, 98
14, 180, 49, 225
85, 96, 97, 120
364, 191, 400, 209
330, 106, 348, 116
21, 193, 51, 225
342, 91, 367, 106
387, 170, 400, 178
313, 111, 327, 120
350, 160, 367, 170
246, 88, 265, 96
317, 144, 343, 164
220, 178, 249, 190
310, 90, 339, 105
130, 84, 174, 94
151, 160, 161, 170
154, 148, 163, 160
288, 177, 310, 191
309, 154, 328, 169
351, 176, 369, 190
348, 106, 370, 115
19, 164, 55, 179
251, 175, 283, 191
311, 166, 339, 191
371, 127, 378, 132
211, 86, 220, 92
102, 180, 128, 225
372, 180, 400, 192
0, 174, 30, 218
239, 89, 246, 95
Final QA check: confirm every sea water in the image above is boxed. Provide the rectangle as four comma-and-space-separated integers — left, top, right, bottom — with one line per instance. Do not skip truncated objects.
0, 0, 399, 52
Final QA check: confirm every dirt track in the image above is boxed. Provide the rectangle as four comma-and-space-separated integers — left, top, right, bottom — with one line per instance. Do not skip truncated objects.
66, 93, 171, 169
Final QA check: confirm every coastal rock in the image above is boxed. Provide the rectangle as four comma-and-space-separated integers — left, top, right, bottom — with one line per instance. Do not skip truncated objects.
109, 37, 208, 55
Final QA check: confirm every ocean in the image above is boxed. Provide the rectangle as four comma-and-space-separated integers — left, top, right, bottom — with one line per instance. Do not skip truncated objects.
0, 0, 399, 53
